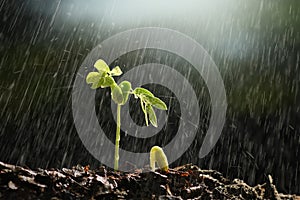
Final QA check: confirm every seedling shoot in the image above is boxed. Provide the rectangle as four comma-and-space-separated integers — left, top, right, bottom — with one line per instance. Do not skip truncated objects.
86, 59, 167, 171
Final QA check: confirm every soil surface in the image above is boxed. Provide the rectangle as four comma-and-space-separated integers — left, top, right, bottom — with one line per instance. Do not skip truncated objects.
0, 161, 299, 200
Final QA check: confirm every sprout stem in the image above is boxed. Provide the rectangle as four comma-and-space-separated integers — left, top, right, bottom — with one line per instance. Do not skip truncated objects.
114, 104, 121, 171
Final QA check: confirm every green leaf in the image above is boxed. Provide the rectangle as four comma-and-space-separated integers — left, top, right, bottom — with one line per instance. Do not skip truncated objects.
111, 84, 123, 104
110, 66, 122, 76
86, 72, 101, 84
94, 59, 110, 74
119, 81, 132, 105
146, 105, 157, 127
91, 80, 103, 89
143, 95, 167, 110
100, 76, 115, 88
133, 87, 154, 97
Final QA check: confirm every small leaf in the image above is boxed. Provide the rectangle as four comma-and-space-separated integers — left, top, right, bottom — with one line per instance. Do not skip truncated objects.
119, 81, 132, 105
94, 59, 110, 74
110, 66, 122, 76
143, 95, 167, 110
111, 84, 123, 104
100, 76, 115, 88
146, 105, 157, 127
91, 81, 101, 89
86, 72, 101, 84
89, 76, 105, 89
133, 87, 154, 97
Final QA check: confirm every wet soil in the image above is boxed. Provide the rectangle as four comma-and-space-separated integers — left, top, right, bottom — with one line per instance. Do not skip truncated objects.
0, 161, 299, 200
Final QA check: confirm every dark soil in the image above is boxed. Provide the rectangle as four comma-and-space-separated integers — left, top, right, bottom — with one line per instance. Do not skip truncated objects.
0, 161, 299, 200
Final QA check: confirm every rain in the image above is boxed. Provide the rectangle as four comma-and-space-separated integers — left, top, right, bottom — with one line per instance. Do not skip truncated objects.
0, 0, 299, 197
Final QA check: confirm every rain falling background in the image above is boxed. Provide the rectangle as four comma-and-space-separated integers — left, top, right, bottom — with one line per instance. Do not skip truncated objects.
0, 0, 299, 194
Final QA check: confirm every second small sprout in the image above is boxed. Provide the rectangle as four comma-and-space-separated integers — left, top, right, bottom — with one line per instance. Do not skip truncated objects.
150, 146, 169, 172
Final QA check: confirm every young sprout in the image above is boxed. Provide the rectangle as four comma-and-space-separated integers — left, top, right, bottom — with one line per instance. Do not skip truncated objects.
150, 146, 169, 172
86, 59, 167, 171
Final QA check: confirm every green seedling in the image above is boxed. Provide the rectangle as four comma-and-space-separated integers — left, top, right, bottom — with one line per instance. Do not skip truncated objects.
150, 146, 169, 172
86, 59, 167, 171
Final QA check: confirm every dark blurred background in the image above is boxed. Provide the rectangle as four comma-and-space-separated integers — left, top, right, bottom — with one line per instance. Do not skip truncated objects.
0, 0, 299, 194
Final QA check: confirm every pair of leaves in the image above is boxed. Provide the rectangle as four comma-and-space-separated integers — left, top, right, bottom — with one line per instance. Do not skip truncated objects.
133, 87, 167, 127
86, 59, 122, 89
111, 81, 132, 105
134, 88, 167, 110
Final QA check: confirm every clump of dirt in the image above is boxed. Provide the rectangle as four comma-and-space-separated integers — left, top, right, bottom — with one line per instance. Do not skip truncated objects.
0, 161, 298, 199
